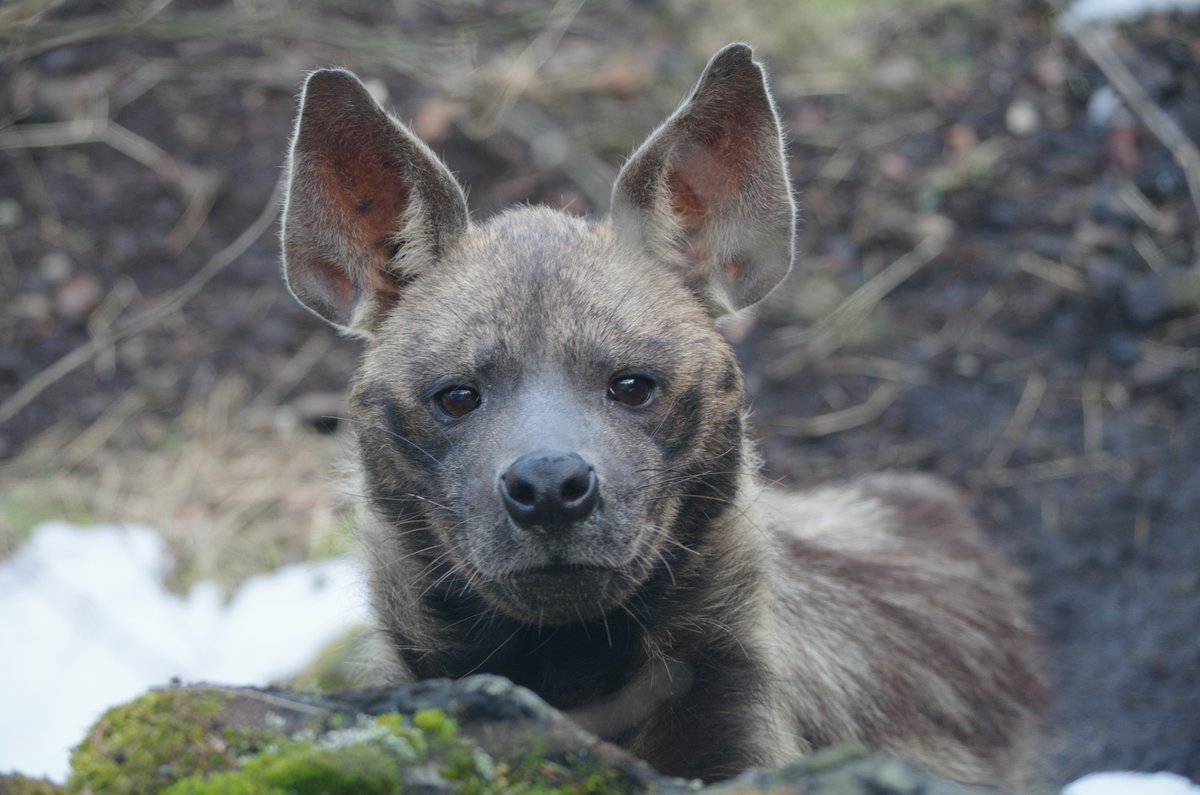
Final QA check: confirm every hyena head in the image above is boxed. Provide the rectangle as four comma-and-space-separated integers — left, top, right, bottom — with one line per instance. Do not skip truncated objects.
281, 44, 794, 625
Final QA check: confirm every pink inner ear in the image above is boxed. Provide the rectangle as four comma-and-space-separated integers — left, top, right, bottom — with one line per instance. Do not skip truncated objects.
666, 122, 755, 232
315, 140, 412, 276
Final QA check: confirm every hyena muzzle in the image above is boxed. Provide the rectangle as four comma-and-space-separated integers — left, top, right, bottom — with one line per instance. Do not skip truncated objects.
280, 43, 1047, 787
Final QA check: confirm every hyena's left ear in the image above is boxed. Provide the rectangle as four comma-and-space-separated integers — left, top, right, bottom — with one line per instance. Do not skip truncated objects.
282, 69, 469, 337
611, 43, 795, 315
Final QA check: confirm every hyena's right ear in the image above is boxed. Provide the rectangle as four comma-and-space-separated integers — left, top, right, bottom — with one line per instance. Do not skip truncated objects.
611, 44, 795, 316
282, 69, 469, 336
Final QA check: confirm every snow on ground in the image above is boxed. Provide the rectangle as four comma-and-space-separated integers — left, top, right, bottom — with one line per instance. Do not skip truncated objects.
1066, 772, 1200, 795
0, 521, 367, 782
1065, 0, 1200, 28
1, 522, 1198, 793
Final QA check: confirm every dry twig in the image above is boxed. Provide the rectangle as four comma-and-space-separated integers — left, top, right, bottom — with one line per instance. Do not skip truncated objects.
0, 117, 222, 255
1016, 252, 1088, 293
1065, 20, 1200, 226
772, 383, 904, 438
771, 232, 949, 376
982, 451, 1130, 487
984, 372, 1048, 471
0, 179, 283, 425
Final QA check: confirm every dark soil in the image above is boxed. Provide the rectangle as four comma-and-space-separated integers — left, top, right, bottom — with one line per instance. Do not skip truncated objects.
2, 0, 1199, 784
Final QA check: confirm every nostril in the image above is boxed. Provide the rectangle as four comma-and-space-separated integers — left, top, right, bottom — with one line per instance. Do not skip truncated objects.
560, 469, 592, 503
505, 474, 536, 507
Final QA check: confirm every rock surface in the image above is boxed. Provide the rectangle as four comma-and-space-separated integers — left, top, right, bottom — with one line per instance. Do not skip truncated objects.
21, 676, 1024, 794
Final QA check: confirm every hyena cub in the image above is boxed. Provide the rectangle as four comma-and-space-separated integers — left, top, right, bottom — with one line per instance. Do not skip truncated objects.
281, 44, 1046, 786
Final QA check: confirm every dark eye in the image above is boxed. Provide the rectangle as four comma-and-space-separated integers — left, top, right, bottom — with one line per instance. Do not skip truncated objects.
436, 386, 481, 418
608, 375, 655, 407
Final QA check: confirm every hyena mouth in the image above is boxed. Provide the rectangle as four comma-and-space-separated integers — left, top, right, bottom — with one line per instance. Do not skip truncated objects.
494, 564, 630, 624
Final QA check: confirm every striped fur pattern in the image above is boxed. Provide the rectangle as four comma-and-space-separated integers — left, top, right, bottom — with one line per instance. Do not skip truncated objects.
281, 44, 1047, 787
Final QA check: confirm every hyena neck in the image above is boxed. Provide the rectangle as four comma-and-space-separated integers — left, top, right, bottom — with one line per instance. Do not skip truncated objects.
413, 586, 648, 710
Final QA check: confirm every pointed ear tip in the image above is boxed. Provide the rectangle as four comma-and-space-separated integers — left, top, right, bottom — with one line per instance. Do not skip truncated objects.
714, 42, 756, 66
703, 43, 769, 87
303, 68, 363, 95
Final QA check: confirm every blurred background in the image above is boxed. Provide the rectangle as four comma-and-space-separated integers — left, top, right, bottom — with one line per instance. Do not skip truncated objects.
1, 0, 1199, 786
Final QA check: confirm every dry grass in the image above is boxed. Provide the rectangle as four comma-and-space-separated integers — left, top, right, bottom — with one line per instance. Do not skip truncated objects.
0, 375, 353, 594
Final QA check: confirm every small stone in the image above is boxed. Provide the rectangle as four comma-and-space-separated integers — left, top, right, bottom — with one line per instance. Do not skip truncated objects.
55, 272, 102, 322
1005, 98, 1039, 136
39, 251, 74, 283
1087, 85, 1123, 130
0, 199, 21, 231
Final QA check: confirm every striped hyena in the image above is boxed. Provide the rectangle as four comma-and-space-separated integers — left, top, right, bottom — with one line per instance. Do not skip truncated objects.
280, 44, 1046, 787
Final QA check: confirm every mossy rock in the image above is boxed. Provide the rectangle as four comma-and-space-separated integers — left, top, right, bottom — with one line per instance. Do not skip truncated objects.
62, 678, 1026, 794
65, 683, 644, 795
67, 689, 291, 795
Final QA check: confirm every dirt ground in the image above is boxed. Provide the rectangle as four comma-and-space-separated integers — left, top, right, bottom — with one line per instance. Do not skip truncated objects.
1, 0, 1198, 784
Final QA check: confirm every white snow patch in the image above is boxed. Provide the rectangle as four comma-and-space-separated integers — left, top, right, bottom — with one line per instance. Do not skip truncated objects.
1064, 0, 1200, 29
1065, 771, 1200, 795
0, 521, 367, 782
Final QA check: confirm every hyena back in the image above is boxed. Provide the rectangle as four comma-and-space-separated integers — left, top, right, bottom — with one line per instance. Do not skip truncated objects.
280, 44, 1046, 787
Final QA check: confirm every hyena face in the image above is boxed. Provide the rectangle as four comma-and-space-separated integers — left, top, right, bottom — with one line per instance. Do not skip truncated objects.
282, 44, 794, 626
351, 210, 747, 623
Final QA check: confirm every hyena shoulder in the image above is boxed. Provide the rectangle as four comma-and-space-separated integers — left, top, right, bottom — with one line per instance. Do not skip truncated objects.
752, 474, 1046, 785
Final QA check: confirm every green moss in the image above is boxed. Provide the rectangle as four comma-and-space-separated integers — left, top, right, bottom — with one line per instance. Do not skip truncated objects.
163, 712, 444, 795
412, 708, 458, 742
68, 693, 636, 795
506, 750, 636, 795
409, 710, 634, 794
165, 741, 400, 795
66, 689, 282, 795
0, 773, 68, 795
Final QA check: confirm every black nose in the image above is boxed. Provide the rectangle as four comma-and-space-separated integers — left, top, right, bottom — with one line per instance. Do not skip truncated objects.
500, 449, 599, 529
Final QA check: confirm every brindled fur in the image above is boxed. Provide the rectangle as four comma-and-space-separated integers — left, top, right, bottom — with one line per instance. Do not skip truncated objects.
280, 43, 1047, 788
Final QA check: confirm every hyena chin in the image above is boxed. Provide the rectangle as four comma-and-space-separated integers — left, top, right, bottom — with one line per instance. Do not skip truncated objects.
281, 43, 1047, 787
